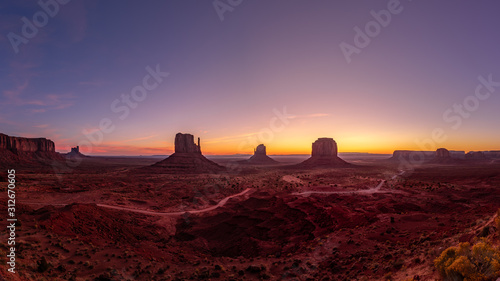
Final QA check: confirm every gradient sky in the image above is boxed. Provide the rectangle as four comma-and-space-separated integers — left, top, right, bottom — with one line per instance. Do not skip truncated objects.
1, 0, 500, 155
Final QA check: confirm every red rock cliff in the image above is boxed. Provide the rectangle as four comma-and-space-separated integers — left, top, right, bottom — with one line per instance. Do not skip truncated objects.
311, 138, 337, 157
0, 133, 56, 152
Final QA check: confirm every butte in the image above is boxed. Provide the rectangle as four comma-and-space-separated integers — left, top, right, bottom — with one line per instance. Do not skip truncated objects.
149, 133, 224, 173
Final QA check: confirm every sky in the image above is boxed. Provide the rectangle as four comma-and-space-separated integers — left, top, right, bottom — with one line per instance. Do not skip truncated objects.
1, 0, 500, 155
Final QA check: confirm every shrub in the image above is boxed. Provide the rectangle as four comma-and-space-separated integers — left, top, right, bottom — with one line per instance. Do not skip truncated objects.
37, 257, 49, 273
434, 239, 500, 281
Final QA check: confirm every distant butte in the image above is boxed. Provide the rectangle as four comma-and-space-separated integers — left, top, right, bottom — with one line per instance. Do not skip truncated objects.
436, 148, 450, 159
239, 144, 279, 165
295, 138, 351, 168
149, 133, 223, 173
65, 146, 88, 159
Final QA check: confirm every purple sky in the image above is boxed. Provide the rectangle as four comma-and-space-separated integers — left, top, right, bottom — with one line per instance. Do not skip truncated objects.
1, 0, 499, 155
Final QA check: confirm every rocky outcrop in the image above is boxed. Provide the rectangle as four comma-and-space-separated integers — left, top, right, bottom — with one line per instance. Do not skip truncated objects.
465, 151, 487, 160
149, 133, 223, 173
312, 138, 338, 157
64, 146, 88, 159
430, 148, 466, 164
175, 133, 201, 154
240, 144, 278, 165
255, 144, 266, 155
388, 150, 435, 163
0, 133, 63, 166
436, 148, 450, 159
295, 138, 350, 168
484, 151, 500, 158
0, 133, 55, 152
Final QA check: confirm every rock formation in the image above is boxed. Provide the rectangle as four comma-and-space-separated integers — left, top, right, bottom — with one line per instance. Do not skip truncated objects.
436, 148, 450, 159
255, 144, 266, 155
465, 151, 487, 160
296, 138, 350, 168
312, 138, 338, 157
431, 148, 464, 164
64, 146, 88, 159
0, 133, 63, 166
388, 150, 435, 163
175, 134, 201, 154
149, 133, 223, 173
239, 144, 278, 165
483, 151, 500, 159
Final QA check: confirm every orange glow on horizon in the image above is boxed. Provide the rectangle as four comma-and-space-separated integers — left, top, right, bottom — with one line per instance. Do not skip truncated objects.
59, 137, 500, 156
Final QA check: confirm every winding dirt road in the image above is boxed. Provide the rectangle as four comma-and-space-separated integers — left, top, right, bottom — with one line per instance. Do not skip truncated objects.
25, 171, 407, 216
97, 188, 253, 216
292, 170, 406, 197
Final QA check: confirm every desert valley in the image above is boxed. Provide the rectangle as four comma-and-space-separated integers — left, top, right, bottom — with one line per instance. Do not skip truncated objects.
2, 1, 500, 280
1, 132, 499, 280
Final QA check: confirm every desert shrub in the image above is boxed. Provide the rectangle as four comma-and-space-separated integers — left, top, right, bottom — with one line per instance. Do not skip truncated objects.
434, 239, 500, 281
37, 257, 49, 273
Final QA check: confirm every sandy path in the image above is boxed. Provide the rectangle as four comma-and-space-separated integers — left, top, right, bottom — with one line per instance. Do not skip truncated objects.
97, 188, 253, 216
24, 188, 254, 217
292, 170, 406, 197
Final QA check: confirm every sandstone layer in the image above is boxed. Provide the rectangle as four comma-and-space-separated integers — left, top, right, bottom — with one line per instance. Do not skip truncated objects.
0, 133, 63, 166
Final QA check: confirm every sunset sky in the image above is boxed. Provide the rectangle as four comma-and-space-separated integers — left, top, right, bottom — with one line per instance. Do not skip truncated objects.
1, 1, 500, 155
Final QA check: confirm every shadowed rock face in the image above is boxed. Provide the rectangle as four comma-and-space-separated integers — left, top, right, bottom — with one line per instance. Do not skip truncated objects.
436, 148, 450, 159
254, 144, 266, 155
65, 146, 87, 159
466, 151, 486, 160
311, 138, 337, 157
174, 133, 201, 154
242, 144, 278, 165
296, 138, 350, 167
0, 133, 56, 152
71, 146, 80, 154
0, 133, 63, 166
389, 150, 435, 162
150, 133, 223, 173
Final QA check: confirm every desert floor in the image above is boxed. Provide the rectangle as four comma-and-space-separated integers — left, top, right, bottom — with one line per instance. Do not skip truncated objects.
1, 156, 499, 280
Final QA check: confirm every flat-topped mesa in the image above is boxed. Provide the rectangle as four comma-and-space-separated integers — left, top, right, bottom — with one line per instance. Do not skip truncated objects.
174, 133, 201, 154
389, 150, 435, 162
0, 133, 55, 152
0, 133, 63, 166
149, 132, 223, 173
466, 151, 486, 160
311, 138, 337, 157
436, 148, 450, 159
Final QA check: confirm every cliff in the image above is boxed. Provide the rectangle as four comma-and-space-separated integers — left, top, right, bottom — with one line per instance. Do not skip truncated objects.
388, 150, 435, 163
0, 133, 63, 166
175, 133, 201, 154
311, 138, 338, 157
0, 133, 56, 152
